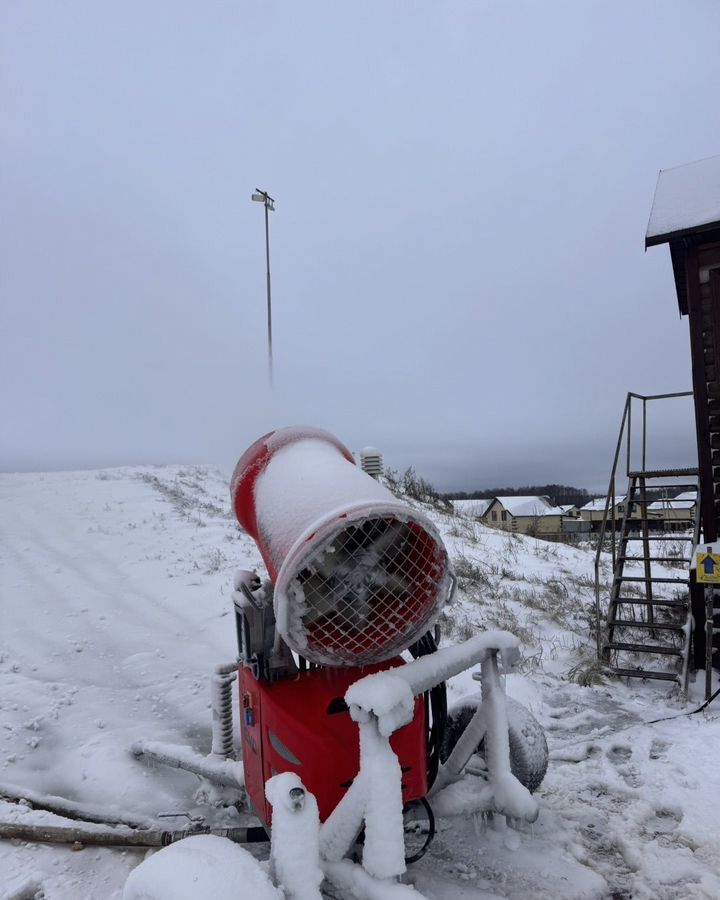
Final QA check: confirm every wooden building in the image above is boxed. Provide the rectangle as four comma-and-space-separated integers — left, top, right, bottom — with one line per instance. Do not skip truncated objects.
646, 154, 720, 542
647, 154, 720, 674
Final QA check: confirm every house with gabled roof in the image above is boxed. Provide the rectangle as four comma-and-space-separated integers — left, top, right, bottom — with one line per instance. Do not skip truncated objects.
558, 504, 581, 518
579, 495, 637, 530
451, 498, 493, 519
480, 495, 565, 536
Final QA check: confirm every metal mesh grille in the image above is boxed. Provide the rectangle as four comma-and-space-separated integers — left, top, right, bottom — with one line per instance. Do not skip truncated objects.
290, 516, 448, 665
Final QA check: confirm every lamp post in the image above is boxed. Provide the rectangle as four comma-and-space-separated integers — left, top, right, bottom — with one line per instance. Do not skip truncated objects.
251, 189, 275, 386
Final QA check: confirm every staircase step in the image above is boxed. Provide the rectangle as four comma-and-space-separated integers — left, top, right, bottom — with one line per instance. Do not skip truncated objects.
619, 556, 691, 564
605, 641, 683, 656
628, 520, 690, 537
628, 484, 698, 495
616, 575, 689, 584
609, 619, 686, 631
612, 596, 688, 608
607, 667, 680, 682
626, 496, 697, 505
627, 468, 699, 478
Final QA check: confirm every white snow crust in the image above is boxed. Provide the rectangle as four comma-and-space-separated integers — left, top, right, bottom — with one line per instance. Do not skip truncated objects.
265, 772, 323, 900
491, 496, 564, 517
452, 499, 493, 518
580, 495, 625, 512
253, 438, 401, 568
3, 466, 720, 899
647, 153, 720, 241
254, 437, 450, 663
345, 672, 416, 736
122, 834, 282, 900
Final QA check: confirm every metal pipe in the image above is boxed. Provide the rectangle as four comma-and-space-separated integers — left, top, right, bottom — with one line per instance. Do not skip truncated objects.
264, 196, 273, 387
627, 390, 693, 402
626, 396, 632, 478
359, 631, 520, 700
429, 702, 486, 797
706, 586, 714, 702
131, 740, 245, 788
595, 394, 631, 658
0, 822, 267, 849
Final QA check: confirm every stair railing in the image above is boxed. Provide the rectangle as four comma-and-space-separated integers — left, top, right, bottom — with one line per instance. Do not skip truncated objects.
594, 391, 694, 660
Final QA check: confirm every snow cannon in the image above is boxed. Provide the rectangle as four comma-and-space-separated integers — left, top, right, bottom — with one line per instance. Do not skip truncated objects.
231, 426, 452, 666
128, 426, 548, 886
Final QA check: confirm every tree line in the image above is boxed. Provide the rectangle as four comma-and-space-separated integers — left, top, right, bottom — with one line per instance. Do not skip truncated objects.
441, 484, 593, 508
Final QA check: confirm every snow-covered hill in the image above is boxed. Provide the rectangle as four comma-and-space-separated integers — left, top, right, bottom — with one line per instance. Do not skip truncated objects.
2, 466, 720, 898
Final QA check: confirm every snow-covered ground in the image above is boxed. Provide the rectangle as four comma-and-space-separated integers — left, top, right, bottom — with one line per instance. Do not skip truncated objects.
2, 466, 720, 899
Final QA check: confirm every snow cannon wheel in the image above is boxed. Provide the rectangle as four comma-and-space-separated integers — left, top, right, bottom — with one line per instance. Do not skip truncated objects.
440, 697, 548, 794
354, 798, 436, 866
402, 797, 435, 864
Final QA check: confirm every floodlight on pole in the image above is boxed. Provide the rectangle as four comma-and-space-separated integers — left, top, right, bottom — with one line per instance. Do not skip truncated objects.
251, 189, 275, 385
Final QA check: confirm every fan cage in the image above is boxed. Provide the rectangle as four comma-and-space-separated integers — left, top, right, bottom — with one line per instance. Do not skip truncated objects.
285, 515, 449, 666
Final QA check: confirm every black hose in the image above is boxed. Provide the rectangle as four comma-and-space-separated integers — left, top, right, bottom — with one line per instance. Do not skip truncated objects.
403, 797, 435, 864
409, 631, 448, 789
647, 683, 720, 724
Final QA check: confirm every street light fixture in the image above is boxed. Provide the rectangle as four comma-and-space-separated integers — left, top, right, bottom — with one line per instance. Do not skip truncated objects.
251, 189, 275, 385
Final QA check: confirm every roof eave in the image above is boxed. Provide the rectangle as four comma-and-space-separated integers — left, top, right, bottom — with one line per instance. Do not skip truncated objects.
646, 222, 720, 317
645, 218, 720, 248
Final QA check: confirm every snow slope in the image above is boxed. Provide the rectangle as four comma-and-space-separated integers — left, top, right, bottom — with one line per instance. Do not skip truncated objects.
2, 466, 720, 898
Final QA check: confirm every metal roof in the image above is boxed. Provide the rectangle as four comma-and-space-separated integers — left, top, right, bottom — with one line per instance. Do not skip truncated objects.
646, 154, 720, 248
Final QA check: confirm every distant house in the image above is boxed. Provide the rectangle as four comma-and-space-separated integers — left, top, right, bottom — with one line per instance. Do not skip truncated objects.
581, 496, 623, 520
579, 495, 634, 530
647, 491, 697, 529
481, 496, 565, 536
451, 498, 493, 519
558, 504, 581, 518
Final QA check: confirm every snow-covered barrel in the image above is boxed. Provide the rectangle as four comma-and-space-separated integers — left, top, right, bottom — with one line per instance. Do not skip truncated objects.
231, 426, 452, 666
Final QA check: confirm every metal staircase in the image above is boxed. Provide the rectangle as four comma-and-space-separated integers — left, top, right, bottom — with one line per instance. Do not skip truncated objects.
594, 393, 699, 693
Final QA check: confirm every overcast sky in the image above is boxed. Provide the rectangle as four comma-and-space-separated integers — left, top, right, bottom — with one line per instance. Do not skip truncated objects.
2, 1, 720, 492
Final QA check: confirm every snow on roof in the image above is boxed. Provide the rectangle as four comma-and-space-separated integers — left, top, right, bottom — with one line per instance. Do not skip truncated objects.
452, 498, 492, 517
493, 496, 563, 517
646, 154, 720, 245
558, 504, 577, 513
581, 496, 625, 512
648, 491, 697, 512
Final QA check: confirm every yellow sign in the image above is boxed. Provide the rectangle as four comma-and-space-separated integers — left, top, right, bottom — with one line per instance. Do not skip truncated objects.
697, 551, 720, 584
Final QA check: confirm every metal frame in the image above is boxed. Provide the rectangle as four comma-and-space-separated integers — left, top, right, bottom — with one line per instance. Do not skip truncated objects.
593, 392, 698, 674
318, 636, 538, 883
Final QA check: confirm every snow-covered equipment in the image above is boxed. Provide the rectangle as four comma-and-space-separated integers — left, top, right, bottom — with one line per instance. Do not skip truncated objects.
227, 428, 546, 855
126, 426, 547, 897
359, 446, 384, 478
230, 426, 451, 667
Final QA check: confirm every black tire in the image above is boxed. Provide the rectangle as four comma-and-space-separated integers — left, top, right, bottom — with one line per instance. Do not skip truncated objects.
440, 696, 548, 793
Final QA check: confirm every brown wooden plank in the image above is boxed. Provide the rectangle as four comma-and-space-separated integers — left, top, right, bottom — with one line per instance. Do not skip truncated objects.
698, 243, 720, 266
686, 246, 718, 541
